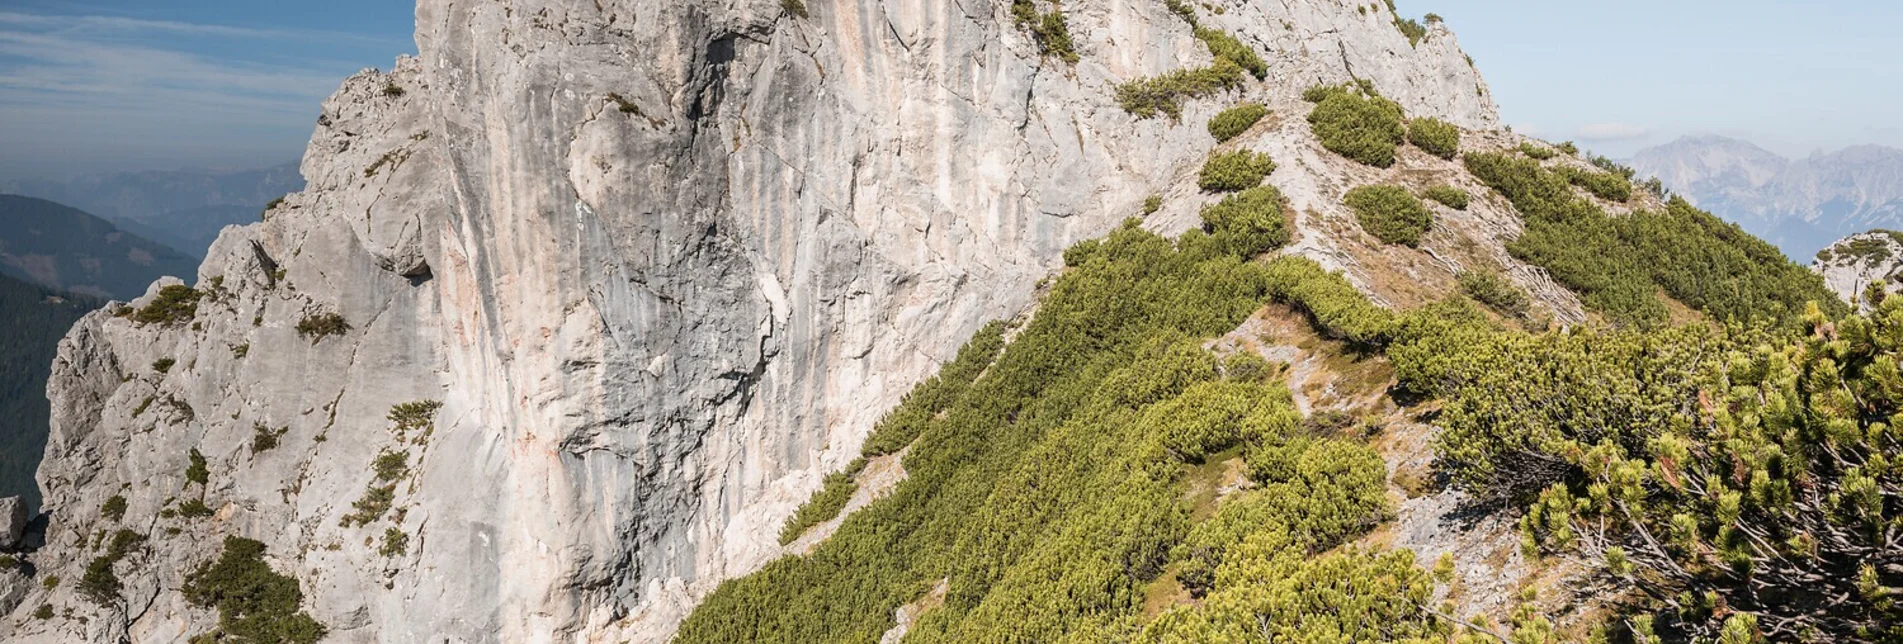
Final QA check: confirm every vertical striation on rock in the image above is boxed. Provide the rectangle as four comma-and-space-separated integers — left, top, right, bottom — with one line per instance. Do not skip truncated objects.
1, 1, 1498, 641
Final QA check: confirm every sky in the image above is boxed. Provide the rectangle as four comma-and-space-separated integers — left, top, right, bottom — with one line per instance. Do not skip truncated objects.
1423, 0, 1903, 159
0, 0, 414, 180
1, 2, 1899, 180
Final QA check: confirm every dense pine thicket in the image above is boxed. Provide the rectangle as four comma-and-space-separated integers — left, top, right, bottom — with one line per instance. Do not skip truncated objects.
0, 274, 100, 511
679, 202, 1503, 642
1464, 151, 1842, 328
1395, 299, 1903, 641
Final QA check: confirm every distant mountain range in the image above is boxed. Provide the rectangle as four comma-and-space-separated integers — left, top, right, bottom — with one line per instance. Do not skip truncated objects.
0, 194, 201, 300
1, 161, 303, 258
1630, 136, 1903, 260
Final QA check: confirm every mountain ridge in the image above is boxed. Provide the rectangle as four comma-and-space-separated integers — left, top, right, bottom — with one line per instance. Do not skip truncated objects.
0, 194, 202, 300
1630, 134, 1903, 259
1, 162, 304, 258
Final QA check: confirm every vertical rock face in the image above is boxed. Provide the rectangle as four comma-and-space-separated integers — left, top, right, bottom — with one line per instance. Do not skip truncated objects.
2, 0, 1494, 641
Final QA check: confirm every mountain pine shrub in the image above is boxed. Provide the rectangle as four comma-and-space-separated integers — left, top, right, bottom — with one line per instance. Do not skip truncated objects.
1399, 301, 1903, 641
1517, 142, 1556, 160
1197, 150, 1275, 192
778, 459, 865, 545
133, 285, 202, 326
1406, 117, 1460, 159
1456, 270, 1529, 317
1463, 151, 1839, 328
295, 311, 350, 343
1307, 86, 1406, 167
183, 536, 326, 643
1555, 165, 1633, 202
1424, 185, 1469, 210
101, 495, 126, 521
1345, 185, 1432, 246
1011, 0, 1078, 64
1116, 59, 1245, 120
1199, 186, 1290, 258
1207, 103, 1268, 142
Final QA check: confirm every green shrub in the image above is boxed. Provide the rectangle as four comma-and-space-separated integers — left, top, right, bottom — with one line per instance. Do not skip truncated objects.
250, 423, 288, 454
1463, 151, 1841, 327
373, 450, 410, 482
186, 449, 209, 485
1301, 84, 1347, 103
102, 495, 127, 521
183, 537, 326, 644
341, 484, 395, 527
858, 321, 1007, 455
178, 498, 214, 518
1555, 141, 1579, 156
1011, 0, 1077, 64
1456, 270, 1530, 317
1262, 257, 1398, 346
1199, 186, 1290, 257
1192, 27, 1266, 79
778, 469, 859, 545
1116, 18, 1263, 119
152, 358, 176, 373
1307, 87, 1406, 167
1344, 185, 1432, 246
133, 285, 202, 326
1393, 17, 1426, 46
32, 603, 52, 620
781, 0, 808, 18
1555, 166, 1632, 202
1405, 117, 1459, 159
1423, 185, 1469, 210
295, 312, 350, 343
1197, 150, 1275, 191
1207, 103, 1268, 142
78, 530, 144, 605
1397, 304, 1903, 639
1517, 142, 1556, 160
1588, 154, 1637, 179
42, 575, 58, 589
379, 528, 409, 557
0, 554, 14, 569
1115, 58, 1245, 119
1142, 194, 1163, 215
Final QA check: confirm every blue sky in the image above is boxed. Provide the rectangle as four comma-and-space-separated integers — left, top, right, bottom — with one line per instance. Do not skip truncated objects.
1423, 0, 1903, 159
0, 0, 414, 180
1, 2, 1898, 180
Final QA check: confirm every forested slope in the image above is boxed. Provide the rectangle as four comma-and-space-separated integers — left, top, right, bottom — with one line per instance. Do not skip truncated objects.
0, 274, 99, 511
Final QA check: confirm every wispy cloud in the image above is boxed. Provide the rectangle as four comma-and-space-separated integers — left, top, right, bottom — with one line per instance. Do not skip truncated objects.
0, 11, 404, 46
0, 11, 406, 178
1576, 122, 1652, 142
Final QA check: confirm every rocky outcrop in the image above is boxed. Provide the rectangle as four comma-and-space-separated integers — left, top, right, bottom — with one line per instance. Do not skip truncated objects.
0, 496, 22, 550
1813, 230, 1903, 308
0, 1, 1500, 641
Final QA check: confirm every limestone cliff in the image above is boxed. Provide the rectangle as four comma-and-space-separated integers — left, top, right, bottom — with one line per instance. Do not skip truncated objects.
0, 0, 1505, 641
1813, 230, 1903, 309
